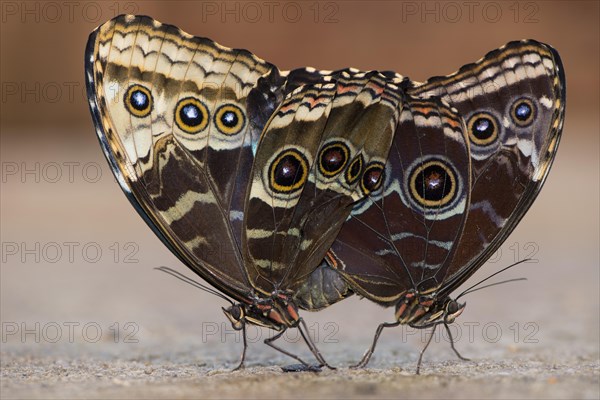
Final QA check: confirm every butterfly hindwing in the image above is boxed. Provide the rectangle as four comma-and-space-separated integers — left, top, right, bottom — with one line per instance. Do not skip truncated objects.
408, 40, 566, 294
325, 97, 471, 305
244, 71, 403, 293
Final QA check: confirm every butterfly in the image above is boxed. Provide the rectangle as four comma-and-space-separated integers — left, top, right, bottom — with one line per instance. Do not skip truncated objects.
296, 40, 566, 372
85, 14, 405, 369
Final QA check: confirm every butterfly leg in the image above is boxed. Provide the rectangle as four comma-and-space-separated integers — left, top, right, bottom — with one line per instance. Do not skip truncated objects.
298, 318, 336, 370
232, 322, 248, 371
264, 328, 314, 367
444, 322, 470, 361
351, 321, 401, 369
415, 323, 439, 374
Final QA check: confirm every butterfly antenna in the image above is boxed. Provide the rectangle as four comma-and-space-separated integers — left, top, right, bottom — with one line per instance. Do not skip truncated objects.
456, 259, 530, 300
458, 278, 527, 298
155, 266, 234, 306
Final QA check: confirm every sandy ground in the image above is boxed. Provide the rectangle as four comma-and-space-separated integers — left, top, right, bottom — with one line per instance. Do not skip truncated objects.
1, 340, 598, 399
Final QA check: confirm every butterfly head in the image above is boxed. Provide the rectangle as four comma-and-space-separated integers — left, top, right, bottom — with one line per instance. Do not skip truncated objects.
396, 290, 466, 327
441, 297, 466, 324
222, 305, 246, 331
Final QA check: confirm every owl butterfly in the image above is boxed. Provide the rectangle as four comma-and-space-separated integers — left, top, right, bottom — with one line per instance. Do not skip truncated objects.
296, 40, 566, 372
85, 14, 404, 369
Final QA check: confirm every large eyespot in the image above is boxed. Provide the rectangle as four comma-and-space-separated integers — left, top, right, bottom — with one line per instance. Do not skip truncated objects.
175, 97, 209, 133
510, 98, 536, 127
319, 142, 350, 178
345, 154, 364, 185
361, 162, 385, 195
409, 160, 457, 208
124, 84, 152, 118
467, 112, 499, 146
269, 149, 309, 194
214, 104, 245, 135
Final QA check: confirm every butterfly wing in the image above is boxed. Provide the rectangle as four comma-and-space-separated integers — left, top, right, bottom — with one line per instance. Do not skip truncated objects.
86, 15, 285, 300
408, 40, 566, 296
244, 71, 403, 294
323, 97, 471, 305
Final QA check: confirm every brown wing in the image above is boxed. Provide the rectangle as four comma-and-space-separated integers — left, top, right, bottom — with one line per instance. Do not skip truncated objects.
328, 97, 471, 305
408, 40, 566, 297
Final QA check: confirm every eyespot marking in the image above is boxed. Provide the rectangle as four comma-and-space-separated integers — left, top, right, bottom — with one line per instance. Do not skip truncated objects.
124, 84, 152, 118
215, 104, 246, 135
269, 149, 309, 194
467, 112, 499, 146
175, 97, 209, 133
510, 98, 536, 127
361, 162, 385, 195
409, 160, 457, 208
345, 154, 364, 185
319, 141, 350, 178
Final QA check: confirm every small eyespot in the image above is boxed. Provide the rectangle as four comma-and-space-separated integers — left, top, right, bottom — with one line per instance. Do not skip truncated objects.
215, 104, 246, 135
124, 84, 152, 117
409, 160, 457, 208
319, 142, 350, 178
175, 97, 209, 133
510, 98, 536, 127
467, 112, 499, 146
361, 162, 385, 195
269, 149, 309, 194
345, 154, 364, 185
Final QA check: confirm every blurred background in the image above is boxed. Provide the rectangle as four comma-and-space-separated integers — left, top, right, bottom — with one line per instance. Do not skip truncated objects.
1, 1, 598, 398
